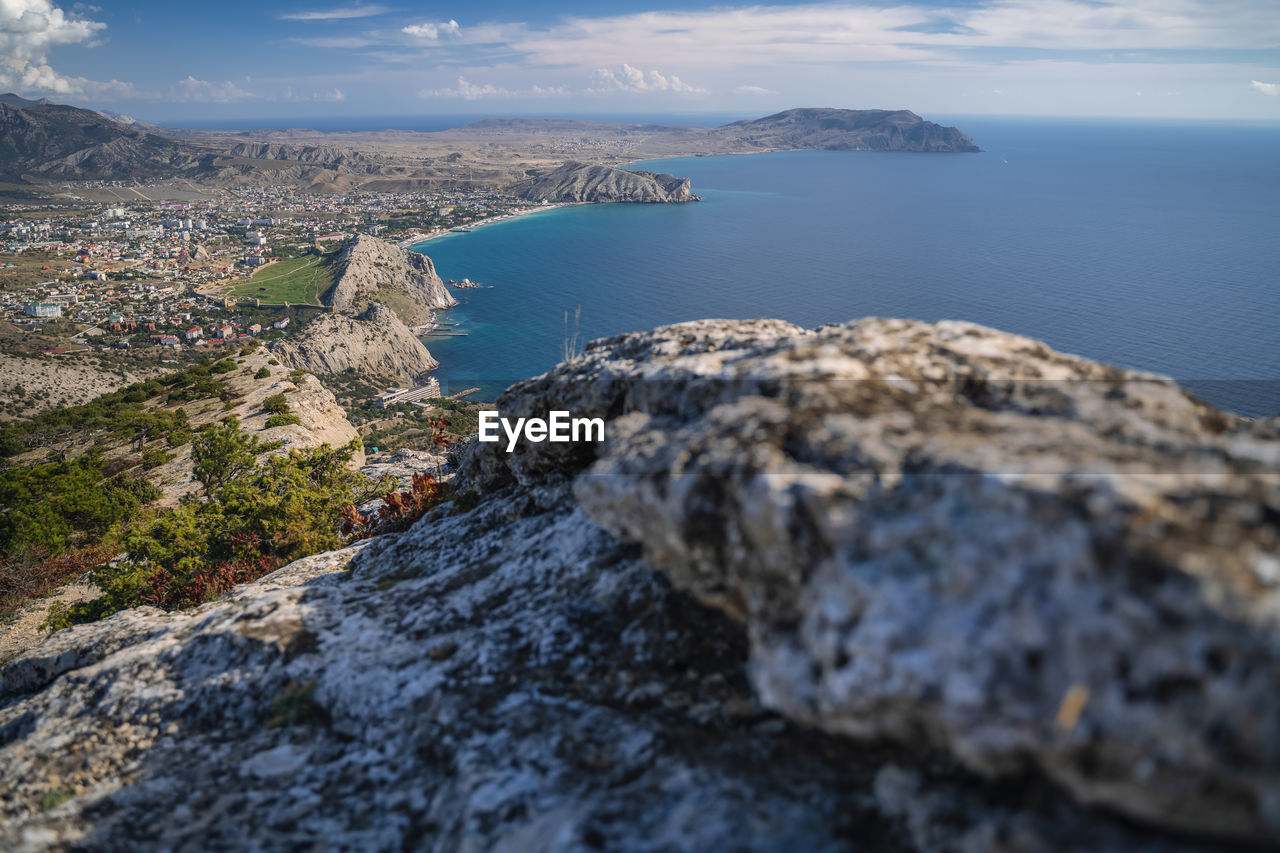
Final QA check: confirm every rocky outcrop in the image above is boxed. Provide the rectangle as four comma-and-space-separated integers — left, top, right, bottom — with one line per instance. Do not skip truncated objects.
511, 161, 699, 203
271, 303, 437, 384
460, 317, 1280, 842
714, 108, 981, 152
2, 318, 1276, 850
324, 234, 455, 326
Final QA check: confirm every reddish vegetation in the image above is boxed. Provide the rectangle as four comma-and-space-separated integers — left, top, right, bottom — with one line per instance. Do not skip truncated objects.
0, 543, 117, 617
341, 472, 448, 540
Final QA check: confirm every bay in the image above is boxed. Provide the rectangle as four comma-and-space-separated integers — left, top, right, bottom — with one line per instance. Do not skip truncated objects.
415, 118, 1280, 416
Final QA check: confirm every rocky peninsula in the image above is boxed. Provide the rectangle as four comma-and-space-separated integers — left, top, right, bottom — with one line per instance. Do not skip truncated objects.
512, 161, 699, 203
271, 235, 448, 385
2, 317, 1276, 850
323, 233, 455, 326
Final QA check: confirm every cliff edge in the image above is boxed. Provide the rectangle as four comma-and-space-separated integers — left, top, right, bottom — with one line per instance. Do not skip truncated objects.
2, 318, 1277, 850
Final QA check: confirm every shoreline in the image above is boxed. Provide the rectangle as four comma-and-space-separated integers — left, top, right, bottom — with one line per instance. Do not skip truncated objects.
399, 202, 584, 249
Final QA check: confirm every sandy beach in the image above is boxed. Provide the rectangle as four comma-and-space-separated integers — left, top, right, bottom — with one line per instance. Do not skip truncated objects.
398, 202, 580, 248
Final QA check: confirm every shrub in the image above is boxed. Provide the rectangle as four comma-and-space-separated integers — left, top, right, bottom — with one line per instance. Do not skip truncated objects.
48, 437, 374, 628
254, 367, 271, 379
265, 412, 301, 428
262, 393, 290, 414
141, 448, 175, 470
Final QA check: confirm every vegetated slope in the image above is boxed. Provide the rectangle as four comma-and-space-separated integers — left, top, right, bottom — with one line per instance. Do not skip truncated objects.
511, 161, 699, 203
713, 108, 981, 152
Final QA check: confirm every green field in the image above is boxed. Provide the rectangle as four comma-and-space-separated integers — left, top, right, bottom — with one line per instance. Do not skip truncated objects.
230, 255, 337, 304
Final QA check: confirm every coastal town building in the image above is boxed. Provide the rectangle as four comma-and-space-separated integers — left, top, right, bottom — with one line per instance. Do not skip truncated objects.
23, 302, 62, 318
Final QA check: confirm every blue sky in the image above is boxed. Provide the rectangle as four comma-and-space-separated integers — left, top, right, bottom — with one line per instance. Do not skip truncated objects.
2, 0, 1278, 121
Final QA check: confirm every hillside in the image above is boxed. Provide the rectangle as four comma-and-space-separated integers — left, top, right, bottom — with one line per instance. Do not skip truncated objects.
2, 317, 1277, 849
0, 100, 205, 182
0, 99, 977, 193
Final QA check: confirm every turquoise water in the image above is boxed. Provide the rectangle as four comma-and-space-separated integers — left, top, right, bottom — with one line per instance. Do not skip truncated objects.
416, 118, 1280, 416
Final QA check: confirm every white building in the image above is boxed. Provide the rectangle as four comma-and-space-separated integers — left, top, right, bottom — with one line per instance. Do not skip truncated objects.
23, 302, 62, 318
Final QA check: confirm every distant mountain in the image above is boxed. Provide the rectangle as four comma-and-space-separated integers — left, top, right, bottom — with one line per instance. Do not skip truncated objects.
0, 93, 51, 108
714, 108, 980, 152
0, 98, 978, 194
0, 99, 206, 182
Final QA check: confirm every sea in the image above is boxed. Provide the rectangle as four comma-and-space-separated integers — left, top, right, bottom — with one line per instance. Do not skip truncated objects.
411, 117, 1280, 417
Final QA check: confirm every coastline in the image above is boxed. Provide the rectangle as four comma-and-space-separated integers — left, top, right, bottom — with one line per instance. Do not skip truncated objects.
399, 202, 583, 249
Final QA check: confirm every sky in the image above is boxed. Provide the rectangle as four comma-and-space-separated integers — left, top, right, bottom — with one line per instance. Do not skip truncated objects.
1, 0, 1278, 122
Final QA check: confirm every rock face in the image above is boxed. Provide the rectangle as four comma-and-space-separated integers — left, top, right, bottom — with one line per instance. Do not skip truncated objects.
714, 108, 981, 152
2, 318, 1277, 850
461, 317, 1280, 843
512, 161, 699, 203
272, 303, 437, 384
324, 234, 455, 326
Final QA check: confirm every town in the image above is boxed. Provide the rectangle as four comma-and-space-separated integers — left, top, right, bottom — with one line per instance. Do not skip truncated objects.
0, 184, 531, 358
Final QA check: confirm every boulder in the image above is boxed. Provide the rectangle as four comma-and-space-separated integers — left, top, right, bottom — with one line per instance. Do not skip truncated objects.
3, 317, 1276, 850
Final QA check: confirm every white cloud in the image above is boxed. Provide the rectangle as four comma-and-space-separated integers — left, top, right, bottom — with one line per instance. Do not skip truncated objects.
422, 76, 566, 100
506, 1, 1280, 73
1249, 80, 1279, 96
0, 0, 132, 98
590, 64, 707, 94
402, 20, 461, 40
733, 85, 777, 95
172, 76, 255, 103
284, 85, 346, 101
279, 5, 390, 21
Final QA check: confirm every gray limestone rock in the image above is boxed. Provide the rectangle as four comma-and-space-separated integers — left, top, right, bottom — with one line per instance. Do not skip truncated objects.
459, 317, 1280, 842
511, 161, 699, 203
272, 302, 438, 383
3, 317, 1276, 850
324, 234, 455, 325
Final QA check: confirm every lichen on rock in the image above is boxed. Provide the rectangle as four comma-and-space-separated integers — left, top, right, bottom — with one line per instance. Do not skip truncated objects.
2, 317, 1277, 850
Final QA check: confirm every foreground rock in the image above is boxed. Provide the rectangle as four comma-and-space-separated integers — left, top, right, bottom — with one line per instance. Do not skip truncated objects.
2, 318, 1276, 850
512, 161, 699, 203
462, 317, 1280, 843
324, 234, 454, 325
272, 302, 437, 384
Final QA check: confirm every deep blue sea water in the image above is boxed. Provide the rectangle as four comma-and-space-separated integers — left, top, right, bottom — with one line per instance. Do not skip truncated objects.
415, 118, 1280, 416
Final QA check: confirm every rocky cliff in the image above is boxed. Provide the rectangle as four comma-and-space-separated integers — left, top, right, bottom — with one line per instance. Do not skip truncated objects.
2, 318, 1276, 851
271, 303, 438, 384
324, 234, 455, 326
512, 161, 699, 203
